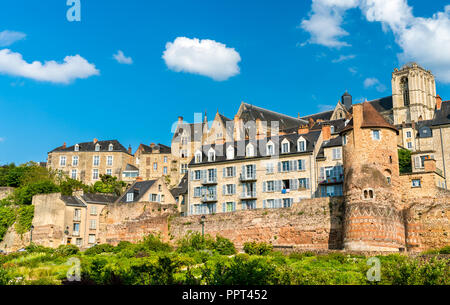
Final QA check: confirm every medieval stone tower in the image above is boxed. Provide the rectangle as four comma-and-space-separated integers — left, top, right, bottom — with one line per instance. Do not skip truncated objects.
341, 102, 406, 251
392, 63, 437, 125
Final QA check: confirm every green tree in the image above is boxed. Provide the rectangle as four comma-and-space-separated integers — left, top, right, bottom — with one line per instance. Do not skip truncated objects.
60, 178, 91, 196
14, 180, 60, 205
398, 148, 412, 173
93, 175, 126, 195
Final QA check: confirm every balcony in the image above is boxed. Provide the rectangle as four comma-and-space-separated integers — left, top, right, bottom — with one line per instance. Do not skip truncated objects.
318, 175, 344, 185
201, 177, 217, 185
201, 194, 217, 203
239, 173, 257, 182
240, 191, 257, 200
72, 231, 80, 237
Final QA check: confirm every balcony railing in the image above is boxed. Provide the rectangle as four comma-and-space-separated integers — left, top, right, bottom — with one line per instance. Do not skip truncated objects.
201, 194, 218, 203
239, 173, 257, 182
240, 191, 257, 199
201, 176, 217, 185
318, 175, 344, 185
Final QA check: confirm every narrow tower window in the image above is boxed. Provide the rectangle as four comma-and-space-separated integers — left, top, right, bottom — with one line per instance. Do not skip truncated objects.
401, 77, 410, 107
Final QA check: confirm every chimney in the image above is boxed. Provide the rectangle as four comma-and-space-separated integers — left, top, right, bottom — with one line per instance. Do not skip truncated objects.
298, 125, 309, 135
178, 116, 184, 124
63, 142, 67, 149
436, 95, 442, 110
352, 103, 363, 129
424, 157, 436, 172
93, 138, 98, 144
128, 145, 132, 154
321, 123, 331, 141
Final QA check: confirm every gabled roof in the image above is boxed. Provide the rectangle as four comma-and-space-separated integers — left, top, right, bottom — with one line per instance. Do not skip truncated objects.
61, 196, 86, 207
50, 140, 130, 155
238, 103, 308, 130
118, 180, 157, 203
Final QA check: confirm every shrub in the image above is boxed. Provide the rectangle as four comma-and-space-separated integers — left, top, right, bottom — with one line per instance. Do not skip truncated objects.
212, 236, 236, 255
15, 205, 35, 235
55, 244, 79, 257
84, 244, 115, 256
140, 234, 172, 253
25, 244, 54, 254
176, 232, 214, 253
243, 242, 273, 256
0, 206, 16, 242
289, 251, 315, 260
14, 180, 60, 205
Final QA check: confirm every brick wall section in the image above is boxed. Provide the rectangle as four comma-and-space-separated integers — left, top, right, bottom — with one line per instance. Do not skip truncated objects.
169, 197, 345, 250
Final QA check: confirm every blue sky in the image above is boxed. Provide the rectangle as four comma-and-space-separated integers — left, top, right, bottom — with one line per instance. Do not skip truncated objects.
0, 0, 449, 164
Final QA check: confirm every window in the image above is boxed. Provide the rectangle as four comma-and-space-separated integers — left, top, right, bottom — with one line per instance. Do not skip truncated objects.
126, 193, 134, 202
74, 144, 79, 152
89, 219, 97, 230
107, 156, 113, 166
412, 179, 421, 188
298, 139, 306, 152
92, 169, 99, 180
60, 156, 66, 166
74, 209, 81, 221
163, 167, 168, 175
180, 149, 188, 158
225, 166, 235, 177
372, 130, 380, 140
208, 149, 215, 162
281, 161, 290, 172
194, 187, 203, 197
71, 169, 77, 180
181, 137, 188, 145
153, 162, 158, 171
266, 181, 275, 192
226, 146, 234, 160
343, 135, 347, 145
363, 189, 374, 200
88, 234, 96, 244
281, 140, 290, 154
95, 144, 100, 151
332, 148, 342, 160
93, 156, 100, 166
401, 77, 410, 107
246, 144, 255, 157
158, 184, 162, 192
106, 169, 112, 176
194, 170, 201, 180
266, 163, 274, 174
245, 164, 256, 179
181, 164, 188, 174
90, 206, 97, 215
299, 178, 310, 189
108, 144, 114, 151
387, 177, 391, 185
224, 184, 236, 195
76, 238, 82, 247
208, 169, 217, 182
406, 131, 412, 138
150, 194, 159, 202
73, 223, 80, 235
195, 151, 202, 163
267, 141, 275, 156
72, 156, 78, 166
298, 160, 306, 171
330, 125, 335, 133
164, 156, 168, 163
225, 202, 235, 212
407, 142, 413, 149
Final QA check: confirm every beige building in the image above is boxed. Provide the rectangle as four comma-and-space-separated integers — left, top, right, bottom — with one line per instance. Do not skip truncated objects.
32, 192, 118, 249
47, 139, 134, 185
116, 177, 176, 207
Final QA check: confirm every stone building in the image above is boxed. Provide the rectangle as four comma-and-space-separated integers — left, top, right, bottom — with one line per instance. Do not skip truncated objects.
31, 192, 118, 249
47, 139, 134, 185
116, 177, 176, 206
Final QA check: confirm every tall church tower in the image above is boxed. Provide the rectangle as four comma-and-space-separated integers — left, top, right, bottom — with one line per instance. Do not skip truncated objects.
392, 63, 437, 125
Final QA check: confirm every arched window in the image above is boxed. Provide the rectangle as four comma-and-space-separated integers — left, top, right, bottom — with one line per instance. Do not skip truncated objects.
401, 77, 410, 107
208, 148, 215, 162
194, 150, 202, 163
266, 141, 275, 156
364, 190, 368, 199
369, 190, 374, 199
297, 137, 306, 152
281, 139, 290, 154
226, 146, 234, 160
74, 144, 79, 152
246, 143, 255, 157
108, 144, 114, 151
95, 144, 100, 151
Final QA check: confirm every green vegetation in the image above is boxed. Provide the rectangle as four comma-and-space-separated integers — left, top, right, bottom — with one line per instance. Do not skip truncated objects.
398, 148, 412, 173
0, 234, 447, 285
0, 162, 124, 242
243, 241, 273, 256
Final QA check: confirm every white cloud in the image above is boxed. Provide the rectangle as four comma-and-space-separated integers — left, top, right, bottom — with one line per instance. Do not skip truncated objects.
364, 77, 386, 92
162, 37, 241, 81
0, 49, 99, 84
113, 50, 133, 65
332, 54, 356, 63
318, 104, 335, 112
0, 30, 26, 47
300, 1, 450, 83
348, 67, 358, 74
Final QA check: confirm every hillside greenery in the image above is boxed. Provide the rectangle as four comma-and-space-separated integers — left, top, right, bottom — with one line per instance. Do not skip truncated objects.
0, 233, 448, 285
0, 162, 125, 242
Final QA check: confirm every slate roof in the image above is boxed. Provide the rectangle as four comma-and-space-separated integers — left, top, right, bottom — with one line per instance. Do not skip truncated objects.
316, 136, 343, 160
432, 101, 450, 126
124, 164, 139, 171
50, 140, 130, 154
240, 103, 308, 130
341, 102, 398, 134
170, 173, 188, 198
139, 143, 171, 154
61, 196, 86, 207
118, 180, 157, 203
82, 193, 118, 205
172, 122, 205, 143
190, 130, 320, 166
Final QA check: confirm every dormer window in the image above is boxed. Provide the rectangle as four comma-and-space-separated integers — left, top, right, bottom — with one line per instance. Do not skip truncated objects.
226, 146, 234, 160
297, 138, 306, 152
208, 148, 216, 162
194, 151, 202, 163
281, 139, 290, 154
330, 126, 335, 133
95, 144, 100, 151
74, 144, 79, 152
126, 193, 134, 202
246, 143, 255, 157
108, 144, 114, 151
266, 141, 275, 156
